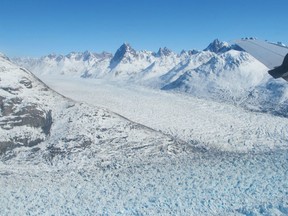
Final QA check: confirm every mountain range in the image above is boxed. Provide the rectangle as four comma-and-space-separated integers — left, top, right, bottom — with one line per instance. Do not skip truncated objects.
13, 39, 288, 117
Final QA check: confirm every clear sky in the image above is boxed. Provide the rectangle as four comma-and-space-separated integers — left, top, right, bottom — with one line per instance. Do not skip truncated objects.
1, 0, 288, 57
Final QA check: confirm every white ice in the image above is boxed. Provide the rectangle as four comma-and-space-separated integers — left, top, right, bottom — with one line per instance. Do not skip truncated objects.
40, 75, 288, 153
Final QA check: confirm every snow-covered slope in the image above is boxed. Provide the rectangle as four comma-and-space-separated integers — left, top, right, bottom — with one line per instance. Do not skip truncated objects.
242, 78, 288, 116
162, 50, 268, 98
0, 53, 184, 166
158, 51, 216, 86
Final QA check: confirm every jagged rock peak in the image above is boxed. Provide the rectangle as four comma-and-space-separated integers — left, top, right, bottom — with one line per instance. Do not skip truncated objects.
65, 51, 91, 60
156, 47, 173, 57
116, 43, 136, 55
47, 53, 58, 59
204, 39, 230, 53
63, 51, 112, 61
82, 50, 94, 61
94, 51, 113, 59
0, 52, 10, 61
110, 43, 137, 67
180, 49, 199, 56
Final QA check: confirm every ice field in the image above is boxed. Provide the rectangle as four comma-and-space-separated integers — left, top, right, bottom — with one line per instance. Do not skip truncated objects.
1, 70, 287, 215
41, 75, 288, 153
3, 74, 282, 215
1, 150, 288, 215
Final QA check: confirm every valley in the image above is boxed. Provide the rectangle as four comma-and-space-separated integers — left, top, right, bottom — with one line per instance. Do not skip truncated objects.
40, 75, 288, 153
1, 39, 288, 215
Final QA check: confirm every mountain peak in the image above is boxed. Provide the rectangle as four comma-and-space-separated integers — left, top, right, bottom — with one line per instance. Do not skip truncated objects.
0, 52, 10, 61
119, 42, 136, 54
82, 50, 94, 61
180, 49, 199, 56
110, 43, 137, 68
204, 39, 230, 53
47, 53, 57, 59
94, 51, 113, 59
155, 47, 173, 57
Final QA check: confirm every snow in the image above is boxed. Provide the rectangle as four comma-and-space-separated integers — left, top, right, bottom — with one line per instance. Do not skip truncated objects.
14, 39, 288, 118
3, 71, 284, 213
2, 40, 288, 215
38, 75, 288, 153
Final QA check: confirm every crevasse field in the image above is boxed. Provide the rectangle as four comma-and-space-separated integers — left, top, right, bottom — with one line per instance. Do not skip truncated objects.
1, 151, 287, 215
2, 75, 286, 215
42, 75, 288, 153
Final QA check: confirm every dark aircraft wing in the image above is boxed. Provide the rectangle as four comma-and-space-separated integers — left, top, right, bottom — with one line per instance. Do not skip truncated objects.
235, 39, 288, 81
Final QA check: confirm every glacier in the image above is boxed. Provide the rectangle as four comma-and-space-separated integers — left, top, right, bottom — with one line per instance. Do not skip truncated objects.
13, 39, 288, 117
2, 39, 288, 215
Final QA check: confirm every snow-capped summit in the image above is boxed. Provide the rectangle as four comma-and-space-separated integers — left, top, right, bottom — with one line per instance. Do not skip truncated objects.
47, 53, 58, 59
162, 49, 268, 100
82, 50, 94, 61
94, 51, 113, 59
154, 47, 173, 57
65, 51, 91, 61
62, 51, 112, 63
0, 52, 10, 61
204, 39, 231, 53
109, 43, 137, 68
180, 49, 199, 55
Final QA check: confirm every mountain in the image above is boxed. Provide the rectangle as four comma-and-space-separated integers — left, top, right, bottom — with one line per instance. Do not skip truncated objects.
204, 38, 232, 53
108, 43, 155, 78
162, 50, 267, 93
154, 47, 173, 57
158, 51, 216, 86
109, 43, 137, 68
162, 49, 288, 116
0, 53, 186, 165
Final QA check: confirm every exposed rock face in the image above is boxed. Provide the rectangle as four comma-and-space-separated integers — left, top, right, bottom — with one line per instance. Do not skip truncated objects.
154, 47, 173, 57
0, 97, 52, 133
0, 59, 54, 155
109, 43, 137, 68
204, 39, 231, 53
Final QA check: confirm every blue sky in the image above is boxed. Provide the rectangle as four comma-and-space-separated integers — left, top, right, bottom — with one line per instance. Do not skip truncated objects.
1, 0, 288, 57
